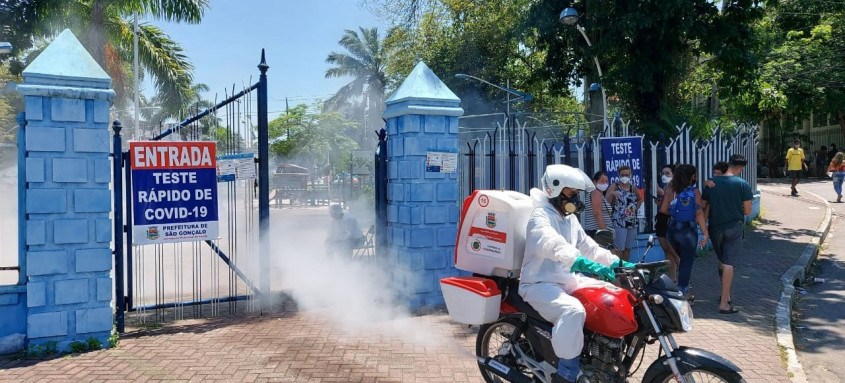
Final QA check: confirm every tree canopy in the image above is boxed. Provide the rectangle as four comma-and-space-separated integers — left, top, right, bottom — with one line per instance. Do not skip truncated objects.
2, 0, 208, 112
268, 104, 360, 175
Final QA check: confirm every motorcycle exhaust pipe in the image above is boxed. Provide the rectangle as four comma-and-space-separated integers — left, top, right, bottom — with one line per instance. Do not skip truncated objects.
477, 356, 533, 383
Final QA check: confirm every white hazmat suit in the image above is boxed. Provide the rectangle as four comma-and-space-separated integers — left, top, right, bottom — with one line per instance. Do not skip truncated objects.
519, 188, 620, 359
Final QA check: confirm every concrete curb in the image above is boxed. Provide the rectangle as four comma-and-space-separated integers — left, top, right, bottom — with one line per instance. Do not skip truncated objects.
775, 190, 832, 383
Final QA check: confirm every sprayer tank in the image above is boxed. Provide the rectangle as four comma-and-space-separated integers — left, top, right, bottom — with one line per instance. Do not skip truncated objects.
454, 190, 535, 277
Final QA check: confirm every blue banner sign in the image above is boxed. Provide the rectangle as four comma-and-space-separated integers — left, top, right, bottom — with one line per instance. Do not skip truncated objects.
599, 136, 644, 188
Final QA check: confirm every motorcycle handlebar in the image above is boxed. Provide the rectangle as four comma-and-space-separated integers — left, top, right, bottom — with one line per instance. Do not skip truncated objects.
613, 259, 672, 279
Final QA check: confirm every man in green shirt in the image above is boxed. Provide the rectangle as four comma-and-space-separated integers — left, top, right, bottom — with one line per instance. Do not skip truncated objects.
702, 154, 753, 314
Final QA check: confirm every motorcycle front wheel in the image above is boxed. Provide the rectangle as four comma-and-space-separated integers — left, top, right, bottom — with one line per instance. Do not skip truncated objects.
648, 366, 745, 383
476, 317, 538, 383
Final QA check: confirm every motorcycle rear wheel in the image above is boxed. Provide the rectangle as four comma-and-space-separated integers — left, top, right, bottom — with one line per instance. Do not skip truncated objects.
648, 366, 745, 383
476, 317, 539, 383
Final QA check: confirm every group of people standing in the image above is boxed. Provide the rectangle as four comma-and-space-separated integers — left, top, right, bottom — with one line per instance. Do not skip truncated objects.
581, 155, 753, 314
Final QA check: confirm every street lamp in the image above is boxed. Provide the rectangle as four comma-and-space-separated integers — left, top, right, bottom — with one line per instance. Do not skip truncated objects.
455, 74, 534, 190
560, 7, 609, 135
454, 73, 533, 127
0, 42, 12, 55
454, 74, 533, 104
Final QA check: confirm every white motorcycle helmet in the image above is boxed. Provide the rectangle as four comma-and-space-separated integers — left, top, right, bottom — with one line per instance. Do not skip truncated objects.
540, 164, 595, 215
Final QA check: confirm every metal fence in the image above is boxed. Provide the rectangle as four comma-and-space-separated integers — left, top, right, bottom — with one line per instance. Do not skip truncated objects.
457, 114, 759, 233
112, 51, 270, 331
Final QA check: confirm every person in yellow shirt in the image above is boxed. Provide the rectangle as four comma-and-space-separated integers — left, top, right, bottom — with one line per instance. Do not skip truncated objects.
785, 139, 806, 196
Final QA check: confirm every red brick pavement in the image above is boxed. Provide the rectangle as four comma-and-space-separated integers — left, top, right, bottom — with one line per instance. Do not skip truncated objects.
0, 183, 824, 383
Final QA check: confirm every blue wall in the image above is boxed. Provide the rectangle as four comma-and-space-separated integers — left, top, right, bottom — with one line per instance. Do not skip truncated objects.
10, 29, 115, 352
383, 62, 464, 310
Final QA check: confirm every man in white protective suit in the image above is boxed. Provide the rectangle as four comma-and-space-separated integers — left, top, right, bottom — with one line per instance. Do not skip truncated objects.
519, 164, 636, 383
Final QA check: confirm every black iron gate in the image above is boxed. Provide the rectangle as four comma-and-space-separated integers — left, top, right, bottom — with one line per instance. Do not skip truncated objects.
112, 51, 271, 332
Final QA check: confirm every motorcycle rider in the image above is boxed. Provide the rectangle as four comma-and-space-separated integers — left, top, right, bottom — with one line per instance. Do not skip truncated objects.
520, 164, 635, 383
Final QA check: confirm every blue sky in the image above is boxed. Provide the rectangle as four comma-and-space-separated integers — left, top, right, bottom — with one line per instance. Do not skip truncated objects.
144, 0, 390, 119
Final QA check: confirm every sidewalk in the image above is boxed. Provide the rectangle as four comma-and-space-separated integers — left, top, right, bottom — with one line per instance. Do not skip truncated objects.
789, 179, 845, 382
0, 183, 829, 383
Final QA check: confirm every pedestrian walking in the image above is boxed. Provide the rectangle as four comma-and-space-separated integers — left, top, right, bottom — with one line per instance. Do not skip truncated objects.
702, 154, 753, 314
804, 147, 814, 178
582, 171, 613, 238
828, 152, 845, 203
785, 139, 806, 196
606, 166, 642, 261
815, 145, 828, 179
659, 164, 708, 300
654, 164, 680, 282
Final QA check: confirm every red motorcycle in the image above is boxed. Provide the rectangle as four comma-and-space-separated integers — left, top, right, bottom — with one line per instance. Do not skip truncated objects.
471, 237, 745, 383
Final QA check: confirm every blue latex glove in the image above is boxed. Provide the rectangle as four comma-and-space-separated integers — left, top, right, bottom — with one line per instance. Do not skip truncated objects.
570, 256, 616, 282
611, 259, 637, 269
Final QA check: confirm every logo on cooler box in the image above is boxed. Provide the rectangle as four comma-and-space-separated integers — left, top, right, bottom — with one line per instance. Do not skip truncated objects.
471, 239, 482, 251
486, 212, 497, 228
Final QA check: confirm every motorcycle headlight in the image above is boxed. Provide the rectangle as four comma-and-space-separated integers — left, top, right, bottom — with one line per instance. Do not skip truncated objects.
668, 298, 694, 332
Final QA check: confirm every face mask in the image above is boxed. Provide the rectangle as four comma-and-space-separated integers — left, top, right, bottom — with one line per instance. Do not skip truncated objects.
661, 175, 672, 184
596, 183, 609, 192
619, 176, 631, 184
561, 194, 585, 215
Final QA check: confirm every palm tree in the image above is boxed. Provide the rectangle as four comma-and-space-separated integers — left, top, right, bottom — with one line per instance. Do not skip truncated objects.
325, 27, 391, 140
34, 0, 208, 110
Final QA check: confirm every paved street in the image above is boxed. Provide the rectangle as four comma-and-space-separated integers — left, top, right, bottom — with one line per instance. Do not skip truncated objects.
0, 181, 829, 382
787, 178, 845, 382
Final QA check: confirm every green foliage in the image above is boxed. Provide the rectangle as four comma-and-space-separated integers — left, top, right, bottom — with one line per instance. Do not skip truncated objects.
324, 27, 393, 136
524, 0, 762, 139
0, 0, 42, 72
0, 63, 23, 145
87, 337, 102, 351
67, 337, 103, 354
268, 103, 360, 175
68, 341, 87, 354
712, 0, 845, 153
385, 0, 580, 122
28, 341, 58, 357
7, 0, 208, 110
108, 327, 120, 348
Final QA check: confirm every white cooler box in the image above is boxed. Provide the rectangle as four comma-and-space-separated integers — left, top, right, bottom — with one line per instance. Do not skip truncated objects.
440, 276, 501, 325
454, 190, 534, 277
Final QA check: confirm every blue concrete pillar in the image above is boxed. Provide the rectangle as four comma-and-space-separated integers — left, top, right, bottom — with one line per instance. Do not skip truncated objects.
17, 30, 115, 351
383, 62, 463, 310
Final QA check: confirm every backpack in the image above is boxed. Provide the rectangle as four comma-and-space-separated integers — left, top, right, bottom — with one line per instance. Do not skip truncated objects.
670, 186, 698, 223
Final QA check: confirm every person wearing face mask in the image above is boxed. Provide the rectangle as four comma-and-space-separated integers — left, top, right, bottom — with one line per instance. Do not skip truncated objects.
606, 166, 643, 261
520, 164, 634, 383
582, 171, 613, 239
654, 164, 680, 282
660, 164, 709, 301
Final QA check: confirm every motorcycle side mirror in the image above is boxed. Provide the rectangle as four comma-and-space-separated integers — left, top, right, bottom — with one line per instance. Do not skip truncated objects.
593, 229, 615, 249
647, 234, 654, 247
